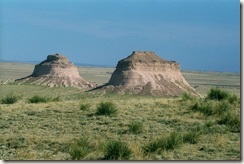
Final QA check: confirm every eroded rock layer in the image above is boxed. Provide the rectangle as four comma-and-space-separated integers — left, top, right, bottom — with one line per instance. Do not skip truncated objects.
95, 51, 199, 96
16, 53, 96, 89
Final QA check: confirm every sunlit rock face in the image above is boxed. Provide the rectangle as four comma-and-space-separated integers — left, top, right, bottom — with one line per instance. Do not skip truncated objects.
16, 53, 96, 89
98, 51, 199, 96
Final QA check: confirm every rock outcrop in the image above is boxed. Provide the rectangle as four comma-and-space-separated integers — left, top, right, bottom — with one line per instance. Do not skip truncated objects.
92, 51, 199, 96
16, 53, 96, 89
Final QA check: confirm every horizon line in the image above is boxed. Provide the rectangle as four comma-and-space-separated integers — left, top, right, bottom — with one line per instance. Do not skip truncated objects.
0, 59, 240, 74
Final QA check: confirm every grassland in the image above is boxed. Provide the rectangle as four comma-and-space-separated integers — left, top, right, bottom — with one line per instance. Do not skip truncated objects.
0, 62, 240, 160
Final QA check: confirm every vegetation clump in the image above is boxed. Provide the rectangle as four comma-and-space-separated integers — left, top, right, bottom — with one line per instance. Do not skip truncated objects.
68, 137, 93, 160
143, 132, 183, 154
182, 131, 201, 144
96, 102, 118, 116
28, 95, 60, 103
181, 92, 194, 101
190, 100, 232, 117
128, 121, 143, 134
103, 141, 132, 160
190, 101, 215, 116
207, 88, 238, 104
80, 103, 91, 111
217, 112, 240, 132
1, 93, 21, 104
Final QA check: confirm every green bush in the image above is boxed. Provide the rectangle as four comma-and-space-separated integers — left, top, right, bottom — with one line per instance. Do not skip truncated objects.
28, 95, 60, 103
214, 101, 231, 116
207, 88, 230, 101
52, 96, 61, 102
69, 137, 92, 160
128, 121, 143, 134
143, 132, 183, 154
181, 92, 194, 101
228, 94, 238, 104
183, 131, 200, 144
103, 141, 132, 160
80, 103, 91, 111
28, 95, 50, 103
190, 102, 215, 116
190, 100, 233, 117
217, 112, 240, 132
143, 139, 162, 154
96, 102, 118, 116
1, 94, 20, 104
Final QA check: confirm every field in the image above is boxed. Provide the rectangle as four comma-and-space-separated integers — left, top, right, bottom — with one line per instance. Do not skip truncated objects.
0, 62, 240, 160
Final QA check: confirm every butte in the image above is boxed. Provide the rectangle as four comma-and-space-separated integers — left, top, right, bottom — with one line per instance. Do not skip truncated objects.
16, 53, 96, 89
92, 51, 199, 96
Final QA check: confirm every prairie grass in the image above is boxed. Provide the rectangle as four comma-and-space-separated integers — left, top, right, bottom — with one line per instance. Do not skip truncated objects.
128, 121, 143, 134
1, 93, 21, 104
207, 88, 231, 100
103, 140, 133, 160
96, 102, 118, 116
143, 132, 183, 154
0, 84, 240, 160
68, 137, 93, 160
28, 95, 60, 103
80, 103, 91, 111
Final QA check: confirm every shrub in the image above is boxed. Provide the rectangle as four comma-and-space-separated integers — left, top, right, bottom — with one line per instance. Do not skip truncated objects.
164, 132, 183, 150
69, 137, 92, 160
228, 94, 238, 104
143, 139, 162, 154
28, 95, 60, 103
128, 121, 143, 134
1, 94, 20, 104
28, 95, 50, 103
214, 101, 231, 116
181, 92, 194, 101
190, 100, 234, 117
207, 88, 230, 101
103, 141, 132, 160
143, 132, 183, 154
80, 103, 91, 111
183, 131, 200, 144
52, 96, 61, 102
190, 102, 215, 116
217, 112, 240, 132
96, 102, 118, 116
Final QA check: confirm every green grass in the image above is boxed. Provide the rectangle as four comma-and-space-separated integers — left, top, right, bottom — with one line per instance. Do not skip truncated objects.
181, 92, 194, 101
207, 88, 239, 104
183, 131, 201, 144
28, 95, 60, 103
96, 102, 118, 116
143, 132, 183, 154
207, 88, 231, 100
1, 93, 21, 104
80, 103, 91, 111
128, 121, 143, 134
103, 141, 133, 160
68, 137, 93, 160
0, 86, 240, 160
217, 112, 240, 132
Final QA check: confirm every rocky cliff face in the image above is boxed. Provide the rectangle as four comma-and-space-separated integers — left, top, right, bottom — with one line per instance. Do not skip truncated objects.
16, 53, 96, 89
95, 51, 199, 96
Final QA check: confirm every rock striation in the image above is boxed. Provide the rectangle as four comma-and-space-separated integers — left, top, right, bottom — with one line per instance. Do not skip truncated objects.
93, 51, 199, 96
16, 53, 96, 89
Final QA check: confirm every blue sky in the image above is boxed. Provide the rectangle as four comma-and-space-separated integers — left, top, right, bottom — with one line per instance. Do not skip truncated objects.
1, 0, 240, 72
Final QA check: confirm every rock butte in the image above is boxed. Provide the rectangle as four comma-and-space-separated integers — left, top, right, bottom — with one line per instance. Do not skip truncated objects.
16, 53, 96, 89
92, 51, 199, 96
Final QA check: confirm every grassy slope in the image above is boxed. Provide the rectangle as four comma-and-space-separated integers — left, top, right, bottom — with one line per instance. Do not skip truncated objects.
0, 62, 240, 160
